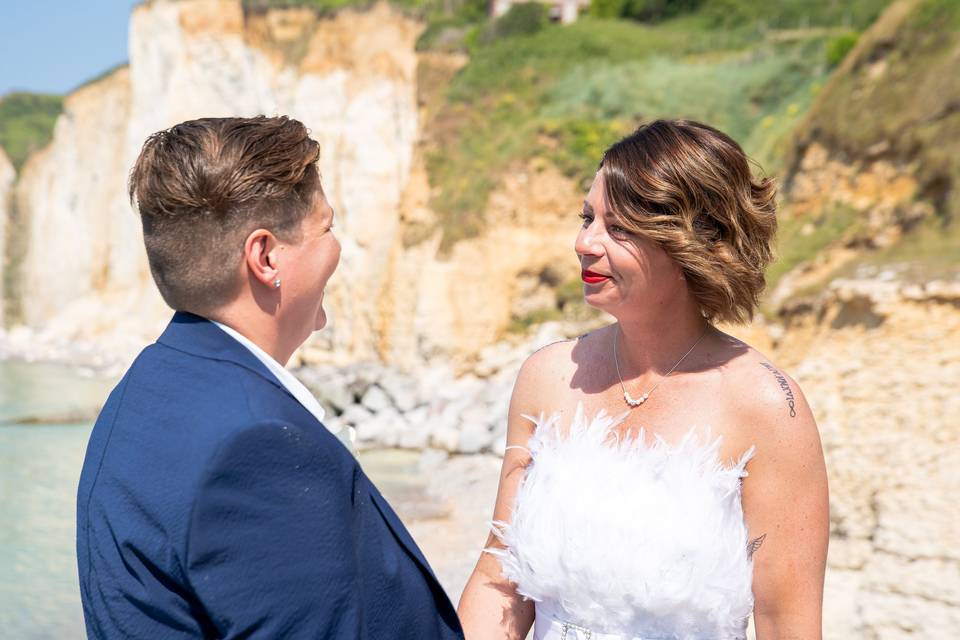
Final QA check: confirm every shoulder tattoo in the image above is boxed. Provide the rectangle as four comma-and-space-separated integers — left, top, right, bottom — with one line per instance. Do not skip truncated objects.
759, 362, 797, 418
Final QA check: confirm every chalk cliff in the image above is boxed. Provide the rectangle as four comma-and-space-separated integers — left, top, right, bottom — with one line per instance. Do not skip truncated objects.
12, 0, 418, 362
764, 5, 960, 631
14, 67, 149, 334
8, 0, 584, 367
0, 146, 13, 322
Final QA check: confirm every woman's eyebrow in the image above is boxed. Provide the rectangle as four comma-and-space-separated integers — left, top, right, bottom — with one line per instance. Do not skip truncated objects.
583, 201, 594, 215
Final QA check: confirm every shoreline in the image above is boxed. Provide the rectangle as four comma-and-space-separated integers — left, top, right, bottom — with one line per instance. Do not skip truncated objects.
0, 325, 143, 378
0, 319, 589, 455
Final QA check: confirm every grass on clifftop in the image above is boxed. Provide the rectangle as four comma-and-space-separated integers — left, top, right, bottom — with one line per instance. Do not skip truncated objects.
241, 0, 483, 18
235, 0, 893, 256
0, 93, 63, 171
242, 0, 423, 11
697, 0, 891, 30
243, 0, 892, 28
233, 0, 893, 257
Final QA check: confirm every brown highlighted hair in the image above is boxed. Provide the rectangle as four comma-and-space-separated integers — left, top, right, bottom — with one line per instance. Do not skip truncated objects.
600, 119, 777, 324
129, 116, 321, 313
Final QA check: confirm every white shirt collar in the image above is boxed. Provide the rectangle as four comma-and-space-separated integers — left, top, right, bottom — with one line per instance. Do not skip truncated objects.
211, 320, 326, 425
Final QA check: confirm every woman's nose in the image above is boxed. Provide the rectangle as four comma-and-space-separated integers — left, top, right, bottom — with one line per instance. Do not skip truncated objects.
575, 227, 604, 257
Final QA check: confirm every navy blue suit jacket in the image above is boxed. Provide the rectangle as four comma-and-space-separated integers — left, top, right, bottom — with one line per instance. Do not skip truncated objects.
77, 312, 464, 639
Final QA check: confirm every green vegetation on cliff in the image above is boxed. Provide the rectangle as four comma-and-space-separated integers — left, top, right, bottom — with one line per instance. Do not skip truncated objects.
0, 93, 63, 171
243, 0, 421, 11
787, 0, 960, 213
425, 10, 850, 251
779, 0, 960, 289
231, 0, 900, 258
242, 0, 483, 19
697, 0, 891, 29
245, 0, 892, 29
86, 0, 899, 266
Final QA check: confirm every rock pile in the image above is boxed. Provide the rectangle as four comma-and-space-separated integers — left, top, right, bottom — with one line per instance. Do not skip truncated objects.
295, 322, 578, 455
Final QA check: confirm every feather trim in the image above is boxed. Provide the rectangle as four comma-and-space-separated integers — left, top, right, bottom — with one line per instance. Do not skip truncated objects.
487, 403, 755, 639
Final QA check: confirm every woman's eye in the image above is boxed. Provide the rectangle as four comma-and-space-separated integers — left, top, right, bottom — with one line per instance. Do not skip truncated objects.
578, 213, 593, 226
609, 225, 629, 236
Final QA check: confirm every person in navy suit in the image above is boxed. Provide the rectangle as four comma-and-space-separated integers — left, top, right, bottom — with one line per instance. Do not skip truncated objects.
76, 116, 464, 639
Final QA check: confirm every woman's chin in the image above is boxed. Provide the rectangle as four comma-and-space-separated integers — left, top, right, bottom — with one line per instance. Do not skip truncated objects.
583, 292, 613, 311
314, 307, 327, 331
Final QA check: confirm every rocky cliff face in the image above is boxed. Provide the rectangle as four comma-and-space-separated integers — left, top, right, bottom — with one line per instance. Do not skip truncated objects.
13, 67, 151, 334
373, 160, 583, 368
773, 280, 960, 638
0, 146, 13, 323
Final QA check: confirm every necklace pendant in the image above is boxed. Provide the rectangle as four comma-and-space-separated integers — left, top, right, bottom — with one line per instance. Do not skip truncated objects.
624, 391, 648, 407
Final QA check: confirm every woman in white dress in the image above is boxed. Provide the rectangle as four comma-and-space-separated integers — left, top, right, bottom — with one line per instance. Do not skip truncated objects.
458, 119, 829, 640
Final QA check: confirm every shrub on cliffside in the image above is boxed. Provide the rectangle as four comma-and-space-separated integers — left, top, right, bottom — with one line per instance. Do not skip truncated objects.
590, 0, 629, 19
483, 4, 549, 41
702, 0, 891, 30
0, 93, 63, 171
825, 31, 859, 67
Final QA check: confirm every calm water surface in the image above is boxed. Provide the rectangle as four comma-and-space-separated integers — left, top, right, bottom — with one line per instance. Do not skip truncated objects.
1, 361, 116, 638
0, 360, 425, 639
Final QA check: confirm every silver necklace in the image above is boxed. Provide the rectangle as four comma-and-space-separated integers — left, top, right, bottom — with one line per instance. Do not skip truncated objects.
613, 324, 709, 408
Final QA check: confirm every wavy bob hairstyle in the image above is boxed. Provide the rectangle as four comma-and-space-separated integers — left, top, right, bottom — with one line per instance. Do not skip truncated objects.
599, 119, 777, 324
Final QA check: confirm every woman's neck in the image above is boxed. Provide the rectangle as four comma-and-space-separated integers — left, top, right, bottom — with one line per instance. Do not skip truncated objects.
613, 309, 711, 376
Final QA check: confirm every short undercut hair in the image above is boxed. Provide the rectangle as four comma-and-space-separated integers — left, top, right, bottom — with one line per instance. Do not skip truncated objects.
129, 115, 321, 313
600, 119, 777, 324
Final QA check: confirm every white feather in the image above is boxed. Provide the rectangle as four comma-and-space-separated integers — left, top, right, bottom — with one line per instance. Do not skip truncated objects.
487, 403, 755, 640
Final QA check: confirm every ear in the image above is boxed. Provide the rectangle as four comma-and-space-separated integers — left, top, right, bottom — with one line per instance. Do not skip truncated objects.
244, 229, 280, 288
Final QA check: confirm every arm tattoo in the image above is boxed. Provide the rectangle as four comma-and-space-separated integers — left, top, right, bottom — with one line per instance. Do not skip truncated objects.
759, 362, 797, 417
747, 533, 767, 559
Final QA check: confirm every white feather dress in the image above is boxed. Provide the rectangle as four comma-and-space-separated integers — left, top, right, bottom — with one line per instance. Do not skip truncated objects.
488, 404, 756, 640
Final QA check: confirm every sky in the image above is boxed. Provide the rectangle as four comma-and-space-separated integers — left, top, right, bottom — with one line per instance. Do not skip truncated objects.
0, 1, 143, 96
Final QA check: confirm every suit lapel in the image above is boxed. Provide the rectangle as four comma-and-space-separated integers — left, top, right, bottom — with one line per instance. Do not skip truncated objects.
156, 312, 299, 406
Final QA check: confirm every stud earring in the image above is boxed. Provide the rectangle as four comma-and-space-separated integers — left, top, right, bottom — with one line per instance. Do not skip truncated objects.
273, 278, 281, 289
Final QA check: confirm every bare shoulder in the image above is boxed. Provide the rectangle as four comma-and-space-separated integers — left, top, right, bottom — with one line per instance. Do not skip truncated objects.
723, 338, 824, 484
716, 333, 823, 463
511, 325, 611, 416
517, 337, 578, 383
511, 336, 579, 414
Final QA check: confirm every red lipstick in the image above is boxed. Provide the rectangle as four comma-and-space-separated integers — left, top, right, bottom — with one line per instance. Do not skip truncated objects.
581, 270, 610, 284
